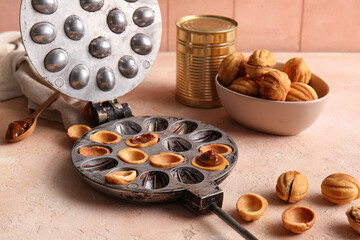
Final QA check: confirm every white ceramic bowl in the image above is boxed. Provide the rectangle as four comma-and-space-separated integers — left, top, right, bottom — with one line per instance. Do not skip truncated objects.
216, 64, 330, 135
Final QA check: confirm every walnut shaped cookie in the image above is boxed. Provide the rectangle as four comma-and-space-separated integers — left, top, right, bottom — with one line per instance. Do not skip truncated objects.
245, 49, 276, 79
276, 171, 309, 203
229, 77, 259, 97
218, 52, 248, 87
282, 57, 311, 84
259, 70, 291, 101
286, 82, 318, 101
321, 173, 360, 204
347, 206, 360, 234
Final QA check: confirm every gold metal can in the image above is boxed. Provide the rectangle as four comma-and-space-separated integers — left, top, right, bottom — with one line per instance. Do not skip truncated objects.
176, 15, 237, 108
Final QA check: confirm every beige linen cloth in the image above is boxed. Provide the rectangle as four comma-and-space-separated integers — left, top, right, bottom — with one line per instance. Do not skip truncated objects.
0, 31, 87, 129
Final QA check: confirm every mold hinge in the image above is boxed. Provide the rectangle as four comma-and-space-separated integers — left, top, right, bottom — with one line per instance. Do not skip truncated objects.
90, 98, 133, 126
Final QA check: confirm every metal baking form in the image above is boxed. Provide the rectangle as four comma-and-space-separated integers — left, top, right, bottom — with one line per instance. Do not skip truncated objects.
20, 2, 257, 238
71, 116, 238, 212
20, 0, 162, 102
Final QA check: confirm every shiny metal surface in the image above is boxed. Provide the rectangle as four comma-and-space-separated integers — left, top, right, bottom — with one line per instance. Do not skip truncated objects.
30, 22, 56, 44
107, 9, 127, 34
69, 64, 90, 89
131, 34, 152, 55
20, 0, 162, 102
133, 7, 155, 27
31, 0, 58, 14
80, 0, 104, 12
71, 116, 238, 203
97, 67, 115, 91
176, 15, 237, 108
210, 204, 258, 240
118, 55, 138, 78
64, 15, 85, 41
89, 37, 112, 59
44, 48, 68, 72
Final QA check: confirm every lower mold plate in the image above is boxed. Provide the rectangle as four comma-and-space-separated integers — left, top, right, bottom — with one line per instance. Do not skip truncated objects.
71, 116, 238, 203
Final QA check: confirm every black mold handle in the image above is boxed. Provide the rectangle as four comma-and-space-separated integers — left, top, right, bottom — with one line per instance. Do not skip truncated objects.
182, 182, 258, 240
210, 203, 258, 240
182, 181, 223, 214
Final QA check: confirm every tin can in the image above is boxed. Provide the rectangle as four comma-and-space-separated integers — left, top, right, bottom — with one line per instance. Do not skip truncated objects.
176, 15, 237, 108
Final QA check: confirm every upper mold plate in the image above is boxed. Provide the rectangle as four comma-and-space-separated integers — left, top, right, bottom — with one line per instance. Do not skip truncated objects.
21, 0, 162, 102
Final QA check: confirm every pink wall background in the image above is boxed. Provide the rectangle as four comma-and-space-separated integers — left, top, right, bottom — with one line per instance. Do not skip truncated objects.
1, 0, 359, 52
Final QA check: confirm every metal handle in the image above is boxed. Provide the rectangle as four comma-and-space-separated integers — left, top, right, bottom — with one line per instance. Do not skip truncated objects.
182, 182, 258, 239
210, 203, 258, 240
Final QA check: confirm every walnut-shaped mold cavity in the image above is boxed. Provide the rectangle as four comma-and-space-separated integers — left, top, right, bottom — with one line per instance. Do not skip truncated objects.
118, 148, 148, 164
163, 137, 192, 152
114, 121, 142, 135
236, 193, 268, 221
78, 146, 111, 157
199, 144, 232, 155
144, 117, 169, 132
67, 124, 91, 143
189, 130, 222, 143
125, 132, 159, 148
90, 130, 122, 144
191, 150, 229, 171
171, 167, 204, 184
105, 168, 137, 185
282, 205, 316, 234
81, 158, 118, 172
150, 153, 186, 168
32, 0, 58, 14
170, 120, 198, 135
140, 171, 169, 190
80, 0, 104, 12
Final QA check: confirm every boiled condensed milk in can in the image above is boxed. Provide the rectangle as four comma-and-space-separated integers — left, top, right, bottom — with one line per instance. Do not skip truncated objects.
176, 15, 237, 108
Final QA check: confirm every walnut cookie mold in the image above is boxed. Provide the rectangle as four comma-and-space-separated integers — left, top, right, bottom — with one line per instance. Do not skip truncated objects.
71, 116, 238, 203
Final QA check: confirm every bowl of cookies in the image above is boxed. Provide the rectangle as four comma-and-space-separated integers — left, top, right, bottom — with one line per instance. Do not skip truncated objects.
215, 49, 330, 135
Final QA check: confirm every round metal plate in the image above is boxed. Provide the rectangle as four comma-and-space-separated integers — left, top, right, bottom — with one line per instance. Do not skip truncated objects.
20, 0, 162, 102
71, 116, 238, 203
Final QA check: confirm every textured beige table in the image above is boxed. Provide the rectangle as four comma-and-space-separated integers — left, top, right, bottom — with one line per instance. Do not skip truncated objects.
1, 52, 360, 240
